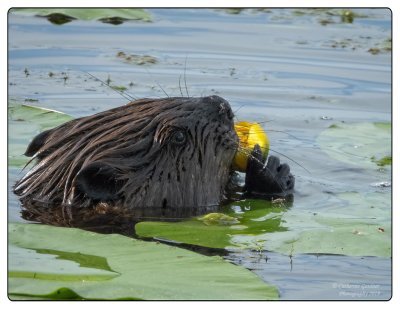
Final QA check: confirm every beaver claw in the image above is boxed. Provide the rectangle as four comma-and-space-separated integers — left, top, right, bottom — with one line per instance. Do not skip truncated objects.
243, 144, 295, 198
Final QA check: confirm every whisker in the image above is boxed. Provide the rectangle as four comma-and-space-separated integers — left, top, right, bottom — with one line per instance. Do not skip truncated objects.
240, 128, 302, 141
83, 71, 136, 102
254, 119, 275, 125
233, 129, 307, 173
323, 147, 371, 160
269, 148, 310, 174
178, 75, 184, 97
235, 146, 265, 167
225, 136, 287, 193
265, 130, 301, 140
233, 105, 245, 114
227, 131, 306, 193
144, 67, 170, 98
233, 117, 309, 175
184, 55, 190, 97
235, 146, 286, 193
225, 138, 265, 168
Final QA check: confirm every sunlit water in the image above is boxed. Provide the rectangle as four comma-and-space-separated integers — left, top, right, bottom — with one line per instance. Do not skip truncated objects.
8, 9, 391, 300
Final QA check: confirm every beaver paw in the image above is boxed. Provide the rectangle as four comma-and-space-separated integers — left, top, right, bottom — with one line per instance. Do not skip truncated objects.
243, 144, 295, 199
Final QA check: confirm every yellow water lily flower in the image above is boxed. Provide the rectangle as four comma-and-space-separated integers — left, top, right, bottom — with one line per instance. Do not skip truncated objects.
233, 121, 269, 172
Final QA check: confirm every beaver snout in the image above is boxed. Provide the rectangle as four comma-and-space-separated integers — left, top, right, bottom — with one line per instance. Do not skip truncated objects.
201, 95, 235, 123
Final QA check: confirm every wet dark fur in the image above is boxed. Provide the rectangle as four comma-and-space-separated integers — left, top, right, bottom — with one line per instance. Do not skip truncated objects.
14, 96, 239, 231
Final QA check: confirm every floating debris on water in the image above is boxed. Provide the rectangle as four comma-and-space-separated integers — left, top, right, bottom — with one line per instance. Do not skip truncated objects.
198, 213, 240, 226
371, 181, 391, 188
371, 155, 392, 167
368, 38, 392, 55
111, 85, 127, 91
116, 51, 158, 65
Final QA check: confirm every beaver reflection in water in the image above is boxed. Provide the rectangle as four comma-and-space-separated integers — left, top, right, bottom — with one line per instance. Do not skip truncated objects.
14, 95, 294, 233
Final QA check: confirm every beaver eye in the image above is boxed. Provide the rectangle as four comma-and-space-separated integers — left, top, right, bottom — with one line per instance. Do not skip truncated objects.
170, 130, 187, 146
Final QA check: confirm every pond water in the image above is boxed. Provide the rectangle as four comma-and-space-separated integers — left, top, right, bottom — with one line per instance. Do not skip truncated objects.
8, 8, 392, 300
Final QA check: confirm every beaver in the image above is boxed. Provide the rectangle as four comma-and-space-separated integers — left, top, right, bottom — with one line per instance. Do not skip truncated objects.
13, 95, 294, 233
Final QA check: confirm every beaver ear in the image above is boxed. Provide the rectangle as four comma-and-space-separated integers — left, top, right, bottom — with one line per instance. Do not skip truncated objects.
25, 129, 53, 157
75, 162, 122, 201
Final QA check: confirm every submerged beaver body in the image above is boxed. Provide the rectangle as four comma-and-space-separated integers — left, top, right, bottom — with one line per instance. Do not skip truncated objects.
14, 95, 294, 232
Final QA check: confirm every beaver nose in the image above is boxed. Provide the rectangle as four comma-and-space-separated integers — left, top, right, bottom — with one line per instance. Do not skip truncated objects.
202, 95, 234, 121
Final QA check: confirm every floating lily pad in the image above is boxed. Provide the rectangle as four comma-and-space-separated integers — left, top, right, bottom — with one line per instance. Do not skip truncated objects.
317, 122, 391, 170
10, 8, 152, 25
137, 190, 391, 258
8, 223, 278, 300
8, 288, 84, 300
8, 102, 73, 167
292, 9, 367, 21
9, 244, 118, 282
222, 8, 245, 15
260, 189, 391, 257
263, 215, 391, 257
136, 200, 289, 249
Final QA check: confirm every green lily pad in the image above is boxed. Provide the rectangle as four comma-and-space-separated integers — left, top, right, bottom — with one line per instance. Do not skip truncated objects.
261, 190, 391, 257
8, 223, 278, 300
10, 8, 152, 24
9, 244, 118, 282
137, 190, 391, 258
317, 122, 391, 169
10, 287, 86, 300
136, 200, 289, 249
8, 102, 73, 167
263, 215, 391, 257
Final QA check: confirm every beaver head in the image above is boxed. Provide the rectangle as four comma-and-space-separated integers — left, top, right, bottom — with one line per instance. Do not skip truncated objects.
14, 95, 239, 226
